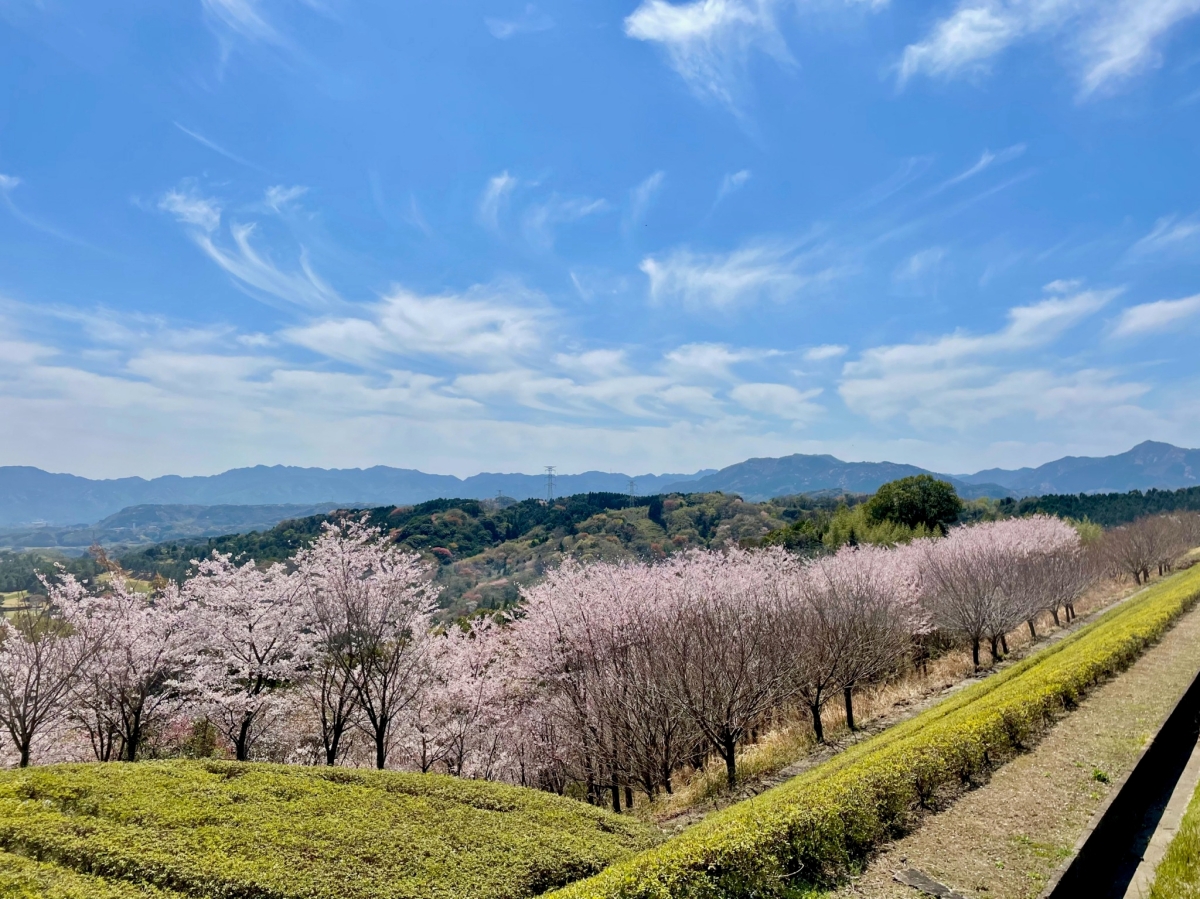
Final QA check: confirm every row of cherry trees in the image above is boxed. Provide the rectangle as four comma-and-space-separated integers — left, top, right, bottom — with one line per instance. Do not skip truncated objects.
1098, 512, 1200, 585
0, 513, 1190, 804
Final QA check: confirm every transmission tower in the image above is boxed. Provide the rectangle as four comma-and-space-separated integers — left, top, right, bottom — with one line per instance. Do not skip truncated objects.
544, 466, 557, 502
627, 478, 637, 507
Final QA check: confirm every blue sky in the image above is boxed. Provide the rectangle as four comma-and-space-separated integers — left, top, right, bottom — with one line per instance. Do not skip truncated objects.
1, 0, 1199, 479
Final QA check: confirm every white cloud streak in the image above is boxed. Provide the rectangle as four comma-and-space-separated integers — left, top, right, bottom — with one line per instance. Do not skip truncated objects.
839, 288, 1135, 428
716, 168, 751, 203
1129, 214, 1200, 258
485, 4, 554, 38
640, 239, 839, 310
174, 123, 264, 170
1113, 294, 1200, 336
624, 0, 791, 107
284, 285, 547, 365
478, 171, 518, 231
628, 171, 666, 227
522, 195, 608, 251
803, 344, 848, 361
899, 0, 1200, 95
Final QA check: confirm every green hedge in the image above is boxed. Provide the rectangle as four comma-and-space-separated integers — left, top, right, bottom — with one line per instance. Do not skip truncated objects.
546, 566, 1200, 899
0, 851, 185, 899
0, 763, 659, 899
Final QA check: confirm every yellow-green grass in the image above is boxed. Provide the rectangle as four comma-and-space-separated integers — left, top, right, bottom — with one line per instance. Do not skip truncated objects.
0, 852, 185, 899
546, 565, 1200, 899
0, 761, 660, 899
1150, 778, 1200, 898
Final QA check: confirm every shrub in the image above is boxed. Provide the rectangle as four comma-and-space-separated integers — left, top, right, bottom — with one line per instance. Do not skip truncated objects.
0, 851, 184, 898
546, 565, 1200, 899
0, 763, 659, 899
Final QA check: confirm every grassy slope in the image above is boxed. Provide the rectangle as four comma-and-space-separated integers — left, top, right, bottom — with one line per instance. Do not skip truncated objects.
547, 565, 1200, 899
0, 762, 659, 899
1151, 778, 1200, 898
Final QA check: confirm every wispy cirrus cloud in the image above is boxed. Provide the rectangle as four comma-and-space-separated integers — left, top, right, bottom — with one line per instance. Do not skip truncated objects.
159, 183, 222, 232
160, 181, 339, 310
485, 4, 554, 39
803, 344, 847, 362
928, 144, 1026, 196
174, 123, 266, 171
624, 0, 792, 108
640, 237, 840, 310
627, 171, 666, 229
838, 286, 1136, 429
1113, 294, 1200, 336
201, 0, 281, 44
521, 194, 609, 251
284, 284, 548, 365
715, 168, 751, 204
1129, 213, 1200, 258
898, 0, 1200, 96
478, 171, 518, 231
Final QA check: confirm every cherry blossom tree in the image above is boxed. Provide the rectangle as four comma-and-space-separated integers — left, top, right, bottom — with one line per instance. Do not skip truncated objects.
0, 572, 101, 767
295, 519, 438, 770
918, 516, 1080, 669
654, 549, 793, 789
71, 577, 194, 761
789, 544, 925, 739
183, 553, 309, 761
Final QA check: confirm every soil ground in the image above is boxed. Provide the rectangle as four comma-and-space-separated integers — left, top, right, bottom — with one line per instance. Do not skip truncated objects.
828, 586, 1200, 899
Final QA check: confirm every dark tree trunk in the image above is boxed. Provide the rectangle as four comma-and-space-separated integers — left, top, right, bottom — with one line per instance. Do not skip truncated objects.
844, 686, 856, 732
1051, 608, 1061, 626
811, 702, 825, 743
374, 728, 387, 770
234, 713, 255, 762
972, 639, 981, 671
1001, 634, 1010, 655
989, 635, 1000, 663
610, 774, 621, 813
1027, 619, 1037, 639
18, 737, 31, 769
625, 785, 634, 810
722, 734, 738, 789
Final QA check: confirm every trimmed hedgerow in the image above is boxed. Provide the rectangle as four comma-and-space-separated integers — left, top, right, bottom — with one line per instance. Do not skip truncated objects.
546, 566, 1200, 899
0, 763, 659, 899
0, 851, 186, 899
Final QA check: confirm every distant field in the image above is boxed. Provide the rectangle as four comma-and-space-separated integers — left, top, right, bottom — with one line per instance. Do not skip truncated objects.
0, 762, 659, 899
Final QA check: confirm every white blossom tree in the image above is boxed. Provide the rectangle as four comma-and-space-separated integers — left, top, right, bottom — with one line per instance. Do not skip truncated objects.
183, 554, 310, 761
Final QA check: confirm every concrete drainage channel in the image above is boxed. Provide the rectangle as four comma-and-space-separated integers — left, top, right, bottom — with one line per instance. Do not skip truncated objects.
1038, 664, 1200, 899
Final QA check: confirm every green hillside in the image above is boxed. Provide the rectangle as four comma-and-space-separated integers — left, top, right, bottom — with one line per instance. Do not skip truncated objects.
113, 491, 841, 616
0, 762, 659, 899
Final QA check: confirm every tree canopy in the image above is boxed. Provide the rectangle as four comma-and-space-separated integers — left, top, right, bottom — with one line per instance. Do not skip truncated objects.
865, 475, 962, 534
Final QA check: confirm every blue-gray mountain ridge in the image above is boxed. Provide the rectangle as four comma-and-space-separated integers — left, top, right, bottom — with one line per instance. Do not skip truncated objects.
0, 440, 1194, 528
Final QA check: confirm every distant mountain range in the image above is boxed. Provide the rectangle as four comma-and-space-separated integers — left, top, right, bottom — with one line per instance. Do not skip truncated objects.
0, 466, 712, 527
661, 457, 1009, 501
0, 504, 344, 552
1, 440, 1196, 528
958, 441, 1200, 496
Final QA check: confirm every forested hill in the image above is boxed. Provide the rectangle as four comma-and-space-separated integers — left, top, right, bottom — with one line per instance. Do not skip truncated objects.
1014, 486, 1200, 527
117, 492, 820, 617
